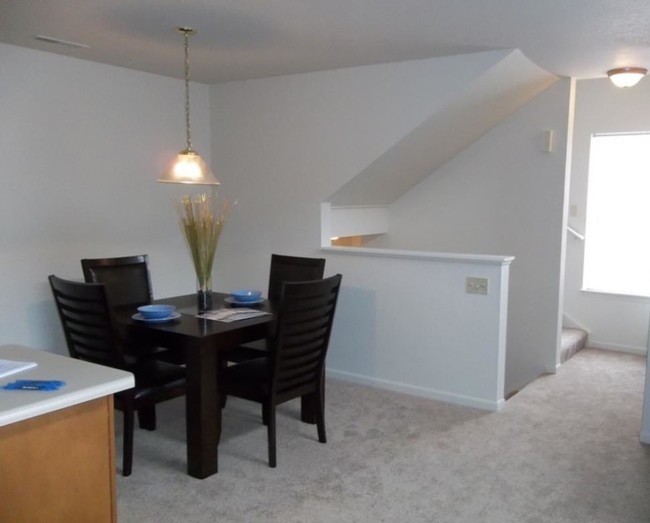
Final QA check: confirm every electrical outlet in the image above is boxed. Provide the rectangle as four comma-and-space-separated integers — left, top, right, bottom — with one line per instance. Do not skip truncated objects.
466, 277, 488, 295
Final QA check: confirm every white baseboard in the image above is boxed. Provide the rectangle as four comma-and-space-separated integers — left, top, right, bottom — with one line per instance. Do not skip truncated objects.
326, 368, 504, 412
589, 340, 647, 356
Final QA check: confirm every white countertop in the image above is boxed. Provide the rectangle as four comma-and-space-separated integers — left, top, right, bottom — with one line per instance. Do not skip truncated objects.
0, 344, 134, 427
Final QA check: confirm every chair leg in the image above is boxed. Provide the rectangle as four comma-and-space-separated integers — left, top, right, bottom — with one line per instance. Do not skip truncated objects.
122, 407, 135, 477
300, 393, 317, 424
316, 388, 327, 444
137, 406, 156, 431
267, 404, 276, 468
301, 368, 326, 424
262, 404, 269, 426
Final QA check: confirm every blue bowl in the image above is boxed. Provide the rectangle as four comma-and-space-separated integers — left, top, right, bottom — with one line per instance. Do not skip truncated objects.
230, 289, 263, 303
137, 304, 176, 319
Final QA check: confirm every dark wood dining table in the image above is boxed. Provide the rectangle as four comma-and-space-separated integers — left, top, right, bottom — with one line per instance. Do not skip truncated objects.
116, 292, 275, 479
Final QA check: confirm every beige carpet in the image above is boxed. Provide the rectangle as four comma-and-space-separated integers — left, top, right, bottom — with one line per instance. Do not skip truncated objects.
116, 349, 650, 522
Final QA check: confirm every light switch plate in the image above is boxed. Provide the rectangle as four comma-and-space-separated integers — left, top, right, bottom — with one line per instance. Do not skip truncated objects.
466, 277, 488, 295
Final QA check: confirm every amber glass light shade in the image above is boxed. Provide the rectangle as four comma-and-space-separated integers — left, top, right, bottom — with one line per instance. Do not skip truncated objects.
160, 150, 219, 185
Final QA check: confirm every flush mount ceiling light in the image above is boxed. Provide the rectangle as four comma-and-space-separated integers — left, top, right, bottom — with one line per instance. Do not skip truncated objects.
158, 27, 219, 185
607, 67, 648, 88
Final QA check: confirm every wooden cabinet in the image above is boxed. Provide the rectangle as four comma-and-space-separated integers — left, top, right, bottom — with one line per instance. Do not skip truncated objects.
0, 397, 117, 522
0, 345, 133, 522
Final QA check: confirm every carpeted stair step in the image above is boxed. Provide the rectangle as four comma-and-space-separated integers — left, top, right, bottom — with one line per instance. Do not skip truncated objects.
560, 327, 588, 364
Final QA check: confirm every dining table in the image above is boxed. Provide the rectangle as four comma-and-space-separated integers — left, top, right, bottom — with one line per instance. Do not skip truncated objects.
116, 292, 318, 479
117, 292, 272, 479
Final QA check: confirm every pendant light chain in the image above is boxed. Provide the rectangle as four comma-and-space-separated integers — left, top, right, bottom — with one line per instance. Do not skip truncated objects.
183, 29, 193, 153
158, 26, 219, 185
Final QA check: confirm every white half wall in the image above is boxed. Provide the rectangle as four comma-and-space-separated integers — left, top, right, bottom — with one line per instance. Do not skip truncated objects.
323, 247, 512, 410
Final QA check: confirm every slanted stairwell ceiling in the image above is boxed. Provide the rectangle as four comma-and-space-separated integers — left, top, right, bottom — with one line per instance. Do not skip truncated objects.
328, 49, 557, 207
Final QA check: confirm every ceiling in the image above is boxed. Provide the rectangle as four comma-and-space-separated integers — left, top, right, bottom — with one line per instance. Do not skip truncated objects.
2, 0, 650, 85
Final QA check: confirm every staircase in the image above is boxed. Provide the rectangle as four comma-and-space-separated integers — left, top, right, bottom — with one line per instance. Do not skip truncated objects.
560, 327, 588, 364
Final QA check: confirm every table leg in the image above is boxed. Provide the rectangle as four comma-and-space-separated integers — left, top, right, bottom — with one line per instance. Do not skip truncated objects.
185, 341, 220, 479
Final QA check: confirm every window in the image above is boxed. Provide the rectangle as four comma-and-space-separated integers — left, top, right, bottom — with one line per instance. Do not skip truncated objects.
582, 132, 650, 297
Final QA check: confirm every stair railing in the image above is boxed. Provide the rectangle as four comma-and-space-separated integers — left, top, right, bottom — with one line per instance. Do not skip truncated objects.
567, 226, 585, 241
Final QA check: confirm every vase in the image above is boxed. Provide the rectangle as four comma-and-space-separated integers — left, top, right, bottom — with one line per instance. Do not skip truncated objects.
197, 275, 213, 313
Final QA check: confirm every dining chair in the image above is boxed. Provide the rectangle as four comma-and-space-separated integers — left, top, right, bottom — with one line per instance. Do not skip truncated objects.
81, 254, 153, 307
266, 254, 326, 303
48, 275, 186, 477
224, 254, 326, 364
221, 273, 342, 467
81, 254, 181, 365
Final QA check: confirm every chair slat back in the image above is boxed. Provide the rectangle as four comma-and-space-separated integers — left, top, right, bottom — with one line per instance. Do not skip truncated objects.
271, 274, 342, 401
49, 275, 126, 368
81, 254, 153, 308
267, 254, 326, 304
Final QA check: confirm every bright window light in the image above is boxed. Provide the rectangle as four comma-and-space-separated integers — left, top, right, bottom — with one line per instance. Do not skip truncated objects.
583, 132, 650, 297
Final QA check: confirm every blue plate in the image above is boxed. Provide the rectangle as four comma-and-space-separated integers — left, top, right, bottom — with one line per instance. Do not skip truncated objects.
132, 312, 181, 323
225, 296, 265, 306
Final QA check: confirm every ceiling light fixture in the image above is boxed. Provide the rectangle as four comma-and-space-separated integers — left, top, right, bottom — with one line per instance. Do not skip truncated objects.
158, 27, 219, 185
607, 67, 647, 88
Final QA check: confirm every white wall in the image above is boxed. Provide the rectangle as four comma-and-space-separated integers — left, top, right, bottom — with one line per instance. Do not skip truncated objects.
209, 56, 567, 404
209, 55, 508, 285
0, 43, 519, 409
0, 43, 215, 354
0, 41, 569, 409
369, 79, 573, 394
564, 78, 650, 354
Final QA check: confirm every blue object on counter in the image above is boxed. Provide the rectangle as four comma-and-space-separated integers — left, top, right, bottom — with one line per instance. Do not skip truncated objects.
2, 379, 66, 391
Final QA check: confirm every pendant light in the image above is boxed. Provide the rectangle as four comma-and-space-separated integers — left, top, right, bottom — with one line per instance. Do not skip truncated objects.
159, 27, 219, 185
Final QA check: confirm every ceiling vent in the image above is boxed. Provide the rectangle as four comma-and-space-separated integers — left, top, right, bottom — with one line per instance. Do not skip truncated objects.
33, 35, 89, 49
